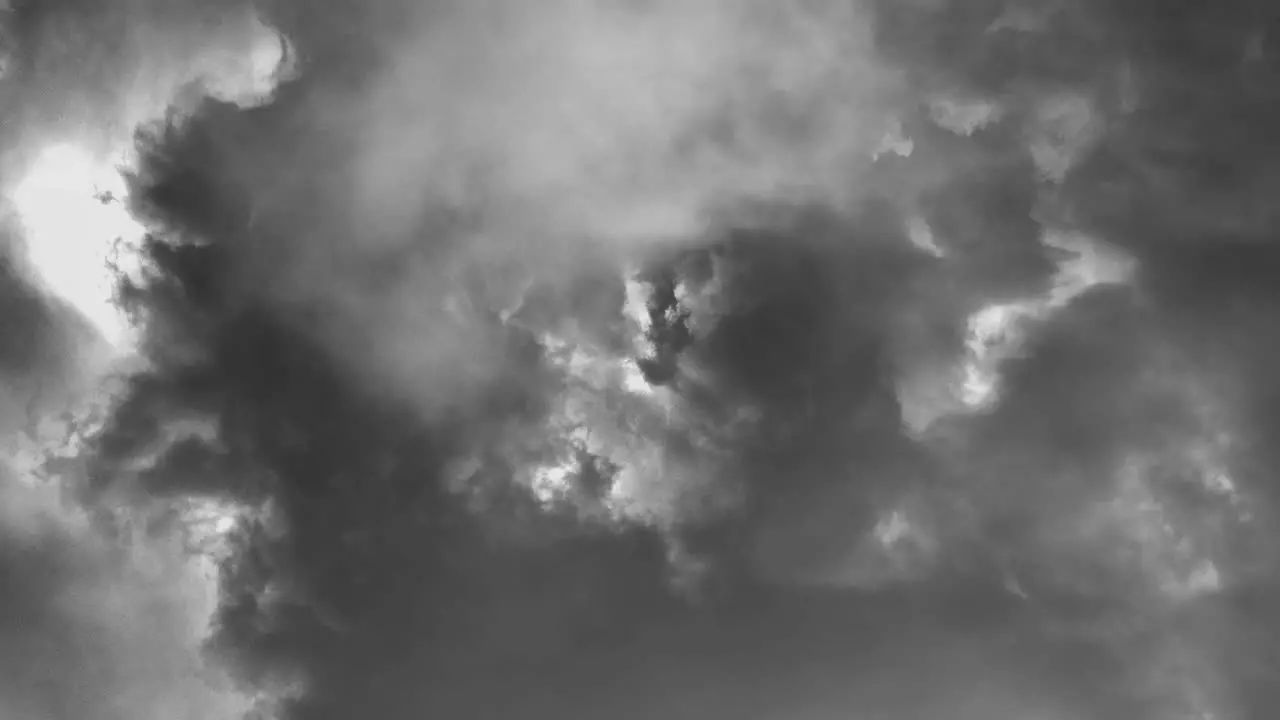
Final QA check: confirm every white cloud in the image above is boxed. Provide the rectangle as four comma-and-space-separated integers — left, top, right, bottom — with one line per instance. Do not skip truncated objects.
898, 230, 1135, 434
346, 0, 902, 253
9, 142, 145, 349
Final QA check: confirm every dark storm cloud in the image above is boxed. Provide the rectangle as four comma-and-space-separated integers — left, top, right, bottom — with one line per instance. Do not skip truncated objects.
862, 4, 1280, 714
22, 1, 1280, 720
105, 0, 925, 423
0, 2, 298, 719
1, 236, 253, 719
656, 0, 1280, 713
79, 2, 924, 713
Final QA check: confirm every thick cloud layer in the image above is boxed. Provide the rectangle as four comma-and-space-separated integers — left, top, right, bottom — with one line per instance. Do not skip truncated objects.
5, 0, 1280, 719
0, 269, 255, 718
0, 2, 293, 719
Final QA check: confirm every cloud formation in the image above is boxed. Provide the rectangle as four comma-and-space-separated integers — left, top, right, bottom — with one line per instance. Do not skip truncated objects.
6, 0, 1280, 719
0, 3, 296, 720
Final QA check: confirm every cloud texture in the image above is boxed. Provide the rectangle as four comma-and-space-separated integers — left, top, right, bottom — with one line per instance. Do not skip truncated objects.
4, 0, 1280, 719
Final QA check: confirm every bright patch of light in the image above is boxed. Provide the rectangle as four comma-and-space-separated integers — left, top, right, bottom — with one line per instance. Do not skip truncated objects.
182, 498, 245, 557
201, 16, 296, 108
622, 272, 656, 356
961, 300, 1052, 407
905, 215, 945, 257
530, 459, 577, 504
898, 233, 1133, 432
1042, 230, 1135, 301
620, 357, 655, 395
956, 232, 1134, 412
960, 302, 1032, 409
10, 143, 146, 349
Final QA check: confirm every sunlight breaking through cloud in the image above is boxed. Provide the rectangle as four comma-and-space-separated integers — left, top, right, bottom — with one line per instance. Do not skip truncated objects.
9, 143, 146, 349
5, 2, 1280, 719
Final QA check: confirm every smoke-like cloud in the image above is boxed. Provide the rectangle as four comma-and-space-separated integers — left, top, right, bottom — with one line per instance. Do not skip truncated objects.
0, 468, 259, 720
3, 0, 289, 152
345, 0, 900, 239
6, 0, 1280, 719
123, 0, 921, 420
0, 276, 259, 720
0, 3, 298, 720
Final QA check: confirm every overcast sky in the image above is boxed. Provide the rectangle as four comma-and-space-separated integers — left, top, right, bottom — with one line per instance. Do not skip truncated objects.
2, 1, 1280, 719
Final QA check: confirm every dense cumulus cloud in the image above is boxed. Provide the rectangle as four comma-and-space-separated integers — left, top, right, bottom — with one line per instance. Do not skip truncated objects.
3, 0, 1280, 719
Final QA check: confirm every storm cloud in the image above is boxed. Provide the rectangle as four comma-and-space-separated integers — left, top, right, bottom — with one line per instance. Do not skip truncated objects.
4, 0, 1280, 719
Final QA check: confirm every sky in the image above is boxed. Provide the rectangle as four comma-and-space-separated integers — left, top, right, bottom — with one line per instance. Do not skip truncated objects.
1, 0, 1280, 719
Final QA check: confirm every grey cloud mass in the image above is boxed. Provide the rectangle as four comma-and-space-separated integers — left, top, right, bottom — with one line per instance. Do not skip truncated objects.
3, 1, 1280, 719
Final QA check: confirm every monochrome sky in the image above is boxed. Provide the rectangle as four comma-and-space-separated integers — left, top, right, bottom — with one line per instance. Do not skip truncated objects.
2, 1, 1279, 719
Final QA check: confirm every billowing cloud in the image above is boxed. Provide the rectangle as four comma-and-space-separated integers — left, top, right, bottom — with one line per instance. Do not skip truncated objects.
346, 0, 900, 243
4, 0, 291, 148
0, 473, 257, 720
0, 3, 298, 720
6, 0, 1280, 719
0, 347, 261, 720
